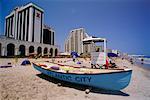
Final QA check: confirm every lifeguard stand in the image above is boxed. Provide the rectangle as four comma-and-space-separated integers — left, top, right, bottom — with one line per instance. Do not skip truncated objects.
82, 36, 107, 68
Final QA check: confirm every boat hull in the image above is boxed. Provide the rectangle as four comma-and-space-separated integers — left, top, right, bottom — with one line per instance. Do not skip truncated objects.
33, 63, 132, 91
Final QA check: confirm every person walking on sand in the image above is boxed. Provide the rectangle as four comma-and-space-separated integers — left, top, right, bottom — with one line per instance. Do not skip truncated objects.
130, 58, 133, 64
141, 58, 144, 64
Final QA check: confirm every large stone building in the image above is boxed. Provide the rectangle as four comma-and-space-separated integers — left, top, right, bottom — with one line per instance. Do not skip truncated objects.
0, 3, 58, 57
64, 28, 91, 54
5, 3, 43, 43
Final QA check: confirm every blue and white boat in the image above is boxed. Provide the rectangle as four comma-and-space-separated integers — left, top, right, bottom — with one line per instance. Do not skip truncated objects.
32, 37, 132, 91
32, 62, 132, 91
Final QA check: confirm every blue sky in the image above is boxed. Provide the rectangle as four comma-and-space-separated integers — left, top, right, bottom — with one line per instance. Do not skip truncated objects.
0, 0, 150, 55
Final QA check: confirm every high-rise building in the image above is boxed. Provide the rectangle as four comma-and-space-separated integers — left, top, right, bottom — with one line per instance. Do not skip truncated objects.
43, 25, 55, 45
0, 3, 58, 57
64, 28, 91, 54
5, 3, 43, 43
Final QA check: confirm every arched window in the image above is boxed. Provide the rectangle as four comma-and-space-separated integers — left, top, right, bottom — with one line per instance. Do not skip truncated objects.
37, 47, 42, 55
49, 48, 53, 57
19, 45, 25, 56
29, 46, 34, 54
44, 47, 48, 54
55, 49, 58, 56
7, 43, 15, 57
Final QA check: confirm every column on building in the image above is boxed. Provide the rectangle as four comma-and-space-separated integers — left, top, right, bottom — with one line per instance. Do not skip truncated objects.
20, 11, 24, 40
14, 9, 18, 40
1, 45, 6, 56
28, 7, 33, 42
8, 17, 11, 37
15, 45, 19, 56
18, 12, 22, 40
25, 8, 30, 41
25, 46, 29, 56
24, 9, 27, 41
12, 15, 15, 38
17, 12, 20, 40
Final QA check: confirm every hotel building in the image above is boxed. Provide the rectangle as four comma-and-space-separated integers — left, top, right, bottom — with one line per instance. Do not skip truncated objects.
0, 3, 58, 57
64, 28, 91, 54
5, 3, 43, 43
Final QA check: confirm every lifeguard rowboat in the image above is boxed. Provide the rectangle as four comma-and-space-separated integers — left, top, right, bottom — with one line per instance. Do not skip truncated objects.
33, 37, 132, 91
32, 62, 132, 91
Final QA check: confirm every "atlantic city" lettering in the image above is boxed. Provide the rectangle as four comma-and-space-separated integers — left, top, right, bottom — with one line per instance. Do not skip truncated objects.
53, 73, 91, 83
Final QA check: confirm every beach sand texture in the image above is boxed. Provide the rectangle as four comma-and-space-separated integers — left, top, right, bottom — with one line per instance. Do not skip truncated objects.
0, 58, 150, 100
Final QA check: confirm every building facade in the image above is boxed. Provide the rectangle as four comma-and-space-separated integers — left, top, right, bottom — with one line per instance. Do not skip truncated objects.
0, 3, 58, 57
5, 3, 43, 43
0, 36, 57, 57
64, 28, 91, 54
43, 25, 54, 45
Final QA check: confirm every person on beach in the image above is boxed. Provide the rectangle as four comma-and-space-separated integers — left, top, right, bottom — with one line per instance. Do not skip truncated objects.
108, 58, 117, 68
141, 58, 144, 64
72, 55, 76, 62
130, 58, 133, 64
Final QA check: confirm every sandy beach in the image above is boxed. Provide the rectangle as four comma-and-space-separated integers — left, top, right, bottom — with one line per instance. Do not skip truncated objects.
0, 58, 150, 100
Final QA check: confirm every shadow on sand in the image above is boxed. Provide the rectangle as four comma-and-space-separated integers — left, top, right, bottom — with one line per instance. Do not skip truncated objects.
36, 73, 129, 96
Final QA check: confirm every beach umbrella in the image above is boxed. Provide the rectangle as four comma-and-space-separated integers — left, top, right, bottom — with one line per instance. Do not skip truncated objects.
21, 60, 31, 65
107, 53, 118, 57
71, 51, 79, 58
